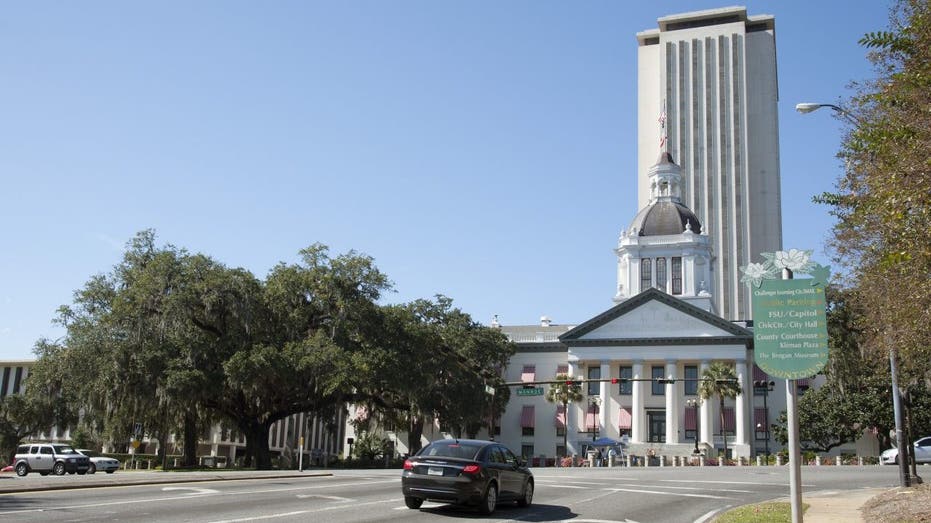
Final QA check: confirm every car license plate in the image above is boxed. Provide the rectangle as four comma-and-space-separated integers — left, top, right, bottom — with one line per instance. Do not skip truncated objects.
427, 467, 443, 476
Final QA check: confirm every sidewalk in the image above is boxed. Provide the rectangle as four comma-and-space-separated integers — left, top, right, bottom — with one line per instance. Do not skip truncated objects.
801, 488, 888, 523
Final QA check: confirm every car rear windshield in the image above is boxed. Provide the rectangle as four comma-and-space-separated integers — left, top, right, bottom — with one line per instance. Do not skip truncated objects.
420, 441, 482, 459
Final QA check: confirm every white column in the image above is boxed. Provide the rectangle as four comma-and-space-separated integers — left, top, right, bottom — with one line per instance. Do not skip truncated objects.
631, 360, 644, 442
735, 359, 749, 446
699, 360, 713, 445
599, 360, 610, 434
567, 361, 579, 455
665, 359, 678, 443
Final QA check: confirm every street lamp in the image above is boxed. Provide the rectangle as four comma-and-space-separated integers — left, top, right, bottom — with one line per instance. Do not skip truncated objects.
753, 380, 775, 462
795, 102, 861, 125
588, 396, 602, 442
686, 398, 700, 454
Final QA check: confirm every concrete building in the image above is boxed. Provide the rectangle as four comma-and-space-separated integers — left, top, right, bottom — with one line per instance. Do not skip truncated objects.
0, 360, 345, 468
636, 6, 783, 322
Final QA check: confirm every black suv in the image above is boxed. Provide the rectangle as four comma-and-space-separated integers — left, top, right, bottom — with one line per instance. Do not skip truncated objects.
13, 443, 91, 476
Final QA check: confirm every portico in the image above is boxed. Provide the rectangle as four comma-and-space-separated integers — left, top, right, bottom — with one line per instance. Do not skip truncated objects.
560, 288, 754, 458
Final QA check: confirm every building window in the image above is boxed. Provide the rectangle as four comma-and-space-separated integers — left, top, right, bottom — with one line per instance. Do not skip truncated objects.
640, 258, 652, 291
588, 366, 600, 396
556, 445, 566, 458
556, 426, 565, 437
522, 426, 535, 436
684, 365, 698, 395
652, 366, 665, 395
521, 444, 534, 460
671, 257, 682, 295
656, 257, 667, 291
618, 366, 632, 395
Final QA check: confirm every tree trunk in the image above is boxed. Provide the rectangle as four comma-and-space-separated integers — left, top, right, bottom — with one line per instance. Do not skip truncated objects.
562, 399, 569, 458
408, 415, 424, 456
183, 413, 198, 467
243, 420, 273, 470
719, 398, 728, 461
156, 433, 168, 470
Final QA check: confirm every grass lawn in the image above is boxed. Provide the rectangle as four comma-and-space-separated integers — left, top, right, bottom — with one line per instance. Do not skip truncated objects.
713, 502, 809, 523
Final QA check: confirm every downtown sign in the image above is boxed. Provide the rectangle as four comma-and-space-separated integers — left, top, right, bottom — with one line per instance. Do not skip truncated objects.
741, 249, 829, 379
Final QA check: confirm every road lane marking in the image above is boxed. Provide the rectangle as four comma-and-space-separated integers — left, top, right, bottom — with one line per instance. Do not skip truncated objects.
295, 494, 353, 502
161, 487, 220, 495
605, 487, 732, 500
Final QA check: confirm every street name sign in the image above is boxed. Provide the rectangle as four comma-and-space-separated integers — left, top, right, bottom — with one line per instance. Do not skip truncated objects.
517, 387, 544, 396
752, 278, 828, 379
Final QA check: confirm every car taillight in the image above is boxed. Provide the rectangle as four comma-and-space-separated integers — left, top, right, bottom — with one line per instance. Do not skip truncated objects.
403, 459, 414, 470
462, 464, 481, 474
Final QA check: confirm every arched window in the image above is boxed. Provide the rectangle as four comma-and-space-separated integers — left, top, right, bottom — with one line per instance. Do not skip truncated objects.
640, 259, 652, 292
671, 257, 682, 295
655, 258, 667, 291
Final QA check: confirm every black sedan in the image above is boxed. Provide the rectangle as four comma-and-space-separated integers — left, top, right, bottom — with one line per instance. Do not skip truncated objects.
401, 439, 533, 515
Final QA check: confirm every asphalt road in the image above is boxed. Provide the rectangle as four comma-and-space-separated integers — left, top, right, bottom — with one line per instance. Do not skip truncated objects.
0, 466, 902, 523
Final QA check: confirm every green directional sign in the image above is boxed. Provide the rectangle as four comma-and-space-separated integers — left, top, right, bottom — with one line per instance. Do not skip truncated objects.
752, 278, 828, 379
517, 387, 544, 396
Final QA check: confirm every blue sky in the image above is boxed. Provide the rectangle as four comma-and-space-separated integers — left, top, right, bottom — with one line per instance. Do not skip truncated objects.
0, 1, 892, 360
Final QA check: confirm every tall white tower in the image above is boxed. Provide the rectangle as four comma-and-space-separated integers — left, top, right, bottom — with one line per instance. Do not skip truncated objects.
636, 7, 782, 321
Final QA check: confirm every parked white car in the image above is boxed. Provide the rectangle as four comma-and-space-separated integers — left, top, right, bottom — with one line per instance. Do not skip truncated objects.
77, 449, 120, 474
880, 436, 931, 465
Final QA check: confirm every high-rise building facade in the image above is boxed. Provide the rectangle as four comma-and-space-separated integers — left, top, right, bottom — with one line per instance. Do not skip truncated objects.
636, 7, 782, 321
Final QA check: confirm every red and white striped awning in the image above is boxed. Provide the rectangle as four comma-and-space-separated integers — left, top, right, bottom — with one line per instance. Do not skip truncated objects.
722, 407, 735, 432
684, 406, 697, 430
585, 404, 599, 430
618, 407, 632, 430
520, 405, 535, 428
554, 405, 566, 428
753, 365, 767, 382
521, 365, 536, 383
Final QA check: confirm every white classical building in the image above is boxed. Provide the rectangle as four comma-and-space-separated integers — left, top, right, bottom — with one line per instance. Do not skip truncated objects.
493, 151, 772, 461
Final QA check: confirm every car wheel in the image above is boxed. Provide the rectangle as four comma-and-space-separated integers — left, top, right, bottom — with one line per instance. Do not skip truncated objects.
517, 479, 534, 507
53, 462, 66, 476
88, 464, 96, 474
404, 496, 423, 509
15, 463, 28, 477
478, 482, 497, 515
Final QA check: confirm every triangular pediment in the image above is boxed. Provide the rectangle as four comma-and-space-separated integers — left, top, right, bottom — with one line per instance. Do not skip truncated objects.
560, 288, 751, 343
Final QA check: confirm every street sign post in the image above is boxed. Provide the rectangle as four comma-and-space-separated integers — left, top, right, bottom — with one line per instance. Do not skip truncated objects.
741, 249, 830, 523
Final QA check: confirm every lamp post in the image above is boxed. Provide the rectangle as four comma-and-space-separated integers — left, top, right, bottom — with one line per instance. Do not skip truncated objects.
797, 101, 911, 488
753, 380, 774, 462
686, 398, 700, 454
589, 396, 602, 442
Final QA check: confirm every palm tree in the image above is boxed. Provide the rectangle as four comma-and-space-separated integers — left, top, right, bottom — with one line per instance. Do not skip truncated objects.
698, 362, 741, 461
545, 373, 583, 459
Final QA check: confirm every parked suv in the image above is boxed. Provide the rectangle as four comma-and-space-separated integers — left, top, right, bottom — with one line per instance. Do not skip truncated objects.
13, 443, 91, 476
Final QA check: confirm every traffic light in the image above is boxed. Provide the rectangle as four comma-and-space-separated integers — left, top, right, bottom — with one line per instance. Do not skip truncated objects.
754, 380, 775, 389
610, 378, 619, 384
565, 380, 575, 386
